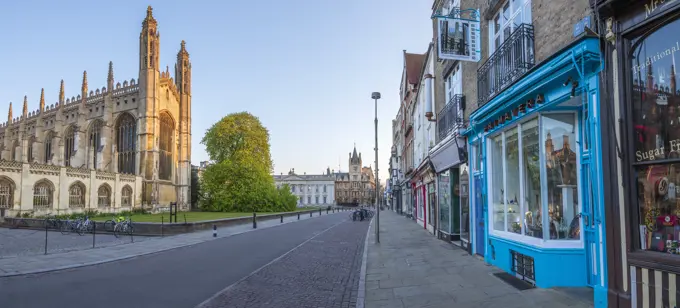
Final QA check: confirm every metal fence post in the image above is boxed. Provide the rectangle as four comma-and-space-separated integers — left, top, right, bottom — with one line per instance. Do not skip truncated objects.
253, 212, 257, 229
44, 220, 48, 255
213, 224, 217, 237
92, 222, 96, 248
280, 215, 283, 223
161, 216, 164, 237
298, 213, 300, 220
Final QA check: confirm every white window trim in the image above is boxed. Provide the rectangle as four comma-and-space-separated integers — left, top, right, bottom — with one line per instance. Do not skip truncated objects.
488, 0, 532, 55
485, 111, 584, 250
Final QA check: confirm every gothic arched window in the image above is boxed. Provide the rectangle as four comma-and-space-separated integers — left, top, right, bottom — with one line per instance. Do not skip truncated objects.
88, 120, 102, 170
121, 185, 133, 207
0, 177, 14, 209
44, 131, 53, 164
64, 125, 76, 167
27, 136, 35, 163
33, 179, 53, 210
68, 181, 86, 208
10, 140, 18, 161
97, 184, 111, 208
159, 112, 174, 180
116, 113, 136, 174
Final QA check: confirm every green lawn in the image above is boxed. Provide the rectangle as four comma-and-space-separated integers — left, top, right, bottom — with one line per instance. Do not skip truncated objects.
91, 206, 325, 223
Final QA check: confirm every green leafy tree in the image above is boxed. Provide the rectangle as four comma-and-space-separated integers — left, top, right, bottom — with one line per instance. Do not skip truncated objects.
199, 112, 295, 212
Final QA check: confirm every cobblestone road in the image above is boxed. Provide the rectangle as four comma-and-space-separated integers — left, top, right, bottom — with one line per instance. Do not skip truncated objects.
198, 219, 370, 308
0, 228, 152, 258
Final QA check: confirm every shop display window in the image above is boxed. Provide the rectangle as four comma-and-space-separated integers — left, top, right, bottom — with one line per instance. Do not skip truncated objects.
487, 114, 580, 244
629, 17, 680, 255
439, 170, 451, 234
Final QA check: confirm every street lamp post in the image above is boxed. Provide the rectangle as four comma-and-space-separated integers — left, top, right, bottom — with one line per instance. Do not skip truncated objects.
372, 92, 381, 244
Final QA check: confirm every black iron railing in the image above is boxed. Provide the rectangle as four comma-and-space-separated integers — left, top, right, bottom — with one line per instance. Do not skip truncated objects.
437, 94, 465, 142
477, 24, 535, 106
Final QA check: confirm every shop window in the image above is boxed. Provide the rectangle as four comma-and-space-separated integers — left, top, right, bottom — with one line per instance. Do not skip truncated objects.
630, 17, 680, 254
487, 113, 580, 245
522, 119, 542, 239
428, 182, 436, 226
439, 170, 452, 234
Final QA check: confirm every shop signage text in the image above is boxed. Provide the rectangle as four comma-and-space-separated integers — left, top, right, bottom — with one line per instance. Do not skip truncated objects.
645, 0, 678, 19
636, 138, 680, 161
632, 40, 680, 73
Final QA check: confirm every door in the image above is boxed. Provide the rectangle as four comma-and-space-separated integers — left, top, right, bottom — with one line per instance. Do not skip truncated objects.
474, 175, 485, 256
581, 156, 601, 287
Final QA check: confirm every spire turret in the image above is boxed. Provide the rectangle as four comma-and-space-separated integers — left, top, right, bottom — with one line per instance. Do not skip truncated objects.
108, 61, 114, 91
140, 6, 160, 71
59, 79, 65, 103
81, 71, 88, 103
7, 102, 12, 123
175, 40, 191, 94
39, 88, 45, 112
22, 96, 28, 117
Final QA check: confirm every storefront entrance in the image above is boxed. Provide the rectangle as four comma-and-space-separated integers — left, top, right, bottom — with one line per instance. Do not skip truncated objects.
474, 175, 485, 256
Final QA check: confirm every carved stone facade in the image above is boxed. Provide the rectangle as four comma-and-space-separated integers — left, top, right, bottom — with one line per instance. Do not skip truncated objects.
0, 6, 191, 216
334, 146, 376, 205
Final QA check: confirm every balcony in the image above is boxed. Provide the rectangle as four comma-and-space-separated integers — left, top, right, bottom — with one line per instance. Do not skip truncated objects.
437, 94, 465, 142
477, 24, 535, 106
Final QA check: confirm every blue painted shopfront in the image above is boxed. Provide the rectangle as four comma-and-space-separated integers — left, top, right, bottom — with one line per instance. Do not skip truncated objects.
463, 36, 607, 307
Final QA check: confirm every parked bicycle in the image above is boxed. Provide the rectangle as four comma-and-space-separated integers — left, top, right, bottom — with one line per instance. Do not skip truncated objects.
103, 216, 134, 238
44, 213, 62, 231
113, 216, 134, 238
60, 216, 94, 235
350, 208, 374, 221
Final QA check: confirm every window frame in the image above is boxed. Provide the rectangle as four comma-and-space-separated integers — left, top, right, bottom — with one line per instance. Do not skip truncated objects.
488, 0, 532, 55
485, 111, 584, 249
623, 13, 680, 254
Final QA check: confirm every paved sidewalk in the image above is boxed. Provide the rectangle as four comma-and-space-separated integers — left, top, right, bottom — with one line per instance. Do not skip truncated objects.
362, 211, 594, 308
0, 209, 348, 277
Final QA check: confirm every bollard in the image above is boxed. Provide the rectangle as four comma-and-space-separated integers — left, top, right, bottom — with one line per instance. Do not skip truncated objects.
130, 218, 134, 243
319, 209, 322, 216
253, 212, 257, 229
161, 216, 164, 237
298, 213, 300, 220
213, 224, 217, 237
92, 222, 96, 248
44, 221, 48, 255
327, 208, 329, 214
184, 214, 187, 225
280, 215, 283, 223
310, 211, 312, 217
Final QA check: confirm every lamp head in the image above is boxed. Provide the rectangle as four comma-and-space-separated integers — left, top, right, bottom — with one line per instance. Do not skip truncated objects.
371, 92, 381, 100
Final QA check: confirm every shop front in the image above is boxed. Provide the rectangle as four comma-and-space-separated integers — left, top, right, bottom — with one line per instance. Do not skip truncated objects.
430, 135, 469, 249
463, 35, 606, 306
413, 159, 437, 234
597, 1, 680, 306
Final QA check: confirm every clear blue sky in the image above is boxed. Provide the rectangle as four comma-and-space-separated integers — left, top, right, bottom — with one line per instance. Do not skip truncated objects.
0, 0, 432, 181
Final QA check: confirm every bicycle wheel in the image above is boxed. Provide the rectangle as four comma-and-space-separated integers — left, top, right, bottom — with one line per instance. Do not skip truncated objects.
103, 220, 115, 232
125, 223, 134, 236
113, 223, 121, 238
60, 221, 71, 235
76, 222, 85, 236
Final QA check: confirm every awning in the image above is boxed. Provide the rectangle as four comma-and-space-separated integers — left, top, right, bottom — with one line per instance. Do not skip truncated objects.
430, 136, 467, 173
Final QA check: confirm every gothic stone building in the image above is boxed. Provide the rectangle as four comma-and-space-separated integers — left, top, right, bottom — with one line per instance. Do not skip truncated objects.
0, 6, 192, 217
334, 146, 376, 206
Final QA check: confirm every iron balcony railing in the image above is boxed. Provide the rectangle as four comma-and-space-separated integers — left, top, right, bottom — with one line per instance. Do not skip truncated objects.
437, 94, 465, 142
477, 23, 535, 106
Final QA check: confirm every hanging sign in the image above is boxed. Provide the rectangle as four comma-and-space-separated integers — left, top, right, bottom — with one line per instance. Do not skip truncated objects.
433, 8, 481, 62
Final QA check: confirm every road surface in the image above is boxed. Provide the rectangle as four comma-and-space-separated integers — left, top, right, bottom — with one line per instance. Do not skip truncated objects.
0, 212, 369, 308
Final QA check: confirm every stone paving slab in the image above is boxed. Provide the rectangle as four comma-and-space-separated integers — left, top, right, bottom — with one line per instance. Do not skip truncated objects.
0, 209, 350, 277
361, 211, 594, 308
